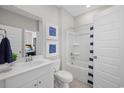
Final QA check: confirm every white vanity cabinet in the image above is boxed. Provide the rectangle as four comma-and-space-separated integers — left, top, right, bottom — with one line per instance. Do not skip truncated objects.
22, 72, 53, 88
0, 64, 54, 88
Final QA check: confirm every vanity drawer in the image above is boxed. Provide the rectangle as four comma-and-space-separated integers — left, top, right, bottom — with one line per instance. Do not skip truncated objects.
21, 71, 54, 88
21, 79, 38, 88
37, 72, 54, 88
5, 64, 53, 88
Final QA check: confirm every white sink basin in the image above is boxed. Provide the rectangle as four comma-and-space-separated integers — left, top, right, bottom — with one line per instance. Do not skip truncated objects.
16, 60, 43, 67
0, 63, 12, 73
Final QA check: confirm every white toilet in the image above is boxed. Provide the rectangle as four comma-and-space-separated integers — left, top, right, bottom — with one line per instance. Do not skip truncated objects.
53, 60, 73, 88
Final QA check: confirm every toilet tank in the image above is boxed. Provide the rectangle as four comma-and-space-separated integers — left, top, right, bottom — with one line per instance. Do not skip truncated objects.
53, 59, 60, 71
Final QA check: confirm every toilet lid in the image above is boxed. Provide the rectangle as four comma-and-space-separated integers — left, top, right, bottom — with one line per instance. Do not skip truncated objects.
55, 70, 73, 83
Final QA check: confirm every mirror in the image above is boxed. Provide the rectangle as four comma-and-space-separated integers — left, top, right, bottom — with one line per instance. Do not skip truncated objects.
0, 24, 38, 60
24, 30, 37, 57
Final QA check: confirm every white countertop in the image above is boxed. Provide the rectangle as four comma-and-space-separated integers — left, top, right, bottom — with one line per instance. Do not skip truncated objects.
0, 55, 59, 80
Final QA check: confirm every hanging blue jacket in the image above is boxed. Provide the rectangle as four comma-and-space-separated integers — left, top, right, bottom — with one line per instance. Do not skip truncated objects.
0, 37, 13, 64
0, 38, 5, 64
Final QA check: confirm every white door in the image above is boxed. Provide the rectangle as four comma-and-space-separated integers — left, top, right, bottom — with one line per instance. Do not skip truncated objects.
0, 24, 23, 58
93, 6, 123, 88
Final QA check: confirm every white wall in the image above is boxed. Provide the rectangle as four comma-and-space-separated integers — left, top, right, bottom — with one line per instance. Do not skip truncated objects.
0, 8, 38, 31
74, 6, 112, 27
14, 5, 59, 25
59, 8, 74, 69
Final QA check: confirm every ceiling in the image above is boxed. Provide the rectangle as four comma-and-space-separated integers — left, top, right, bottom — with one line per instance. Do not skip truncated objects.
0, 5, 103, 18
57, 5, 102, 16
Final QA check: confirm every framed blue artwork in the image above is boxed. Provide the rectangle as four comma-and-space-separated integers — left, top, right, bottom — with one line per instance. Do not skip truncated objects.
49, 26, 56, 36
49, 44, 56, 53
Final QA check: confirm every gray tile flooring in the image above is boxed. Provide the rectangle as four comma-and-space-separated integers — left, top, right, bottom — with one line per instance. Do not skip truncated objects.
70, 79, 91, 88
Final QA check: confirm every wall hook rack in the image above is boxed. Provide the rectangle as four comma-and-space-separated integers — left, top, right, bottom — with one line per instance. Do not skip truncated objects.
0, 28, 7, 38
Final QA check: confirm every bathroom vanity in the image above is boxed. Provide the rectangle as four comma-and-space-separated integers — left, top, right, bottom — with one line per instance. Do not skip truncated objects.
0, 56, 56, 88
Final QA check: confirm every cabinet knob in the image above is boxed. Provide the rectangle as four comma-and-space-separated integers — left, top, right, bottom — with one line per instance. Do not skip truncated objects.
39, 81, 41, 84
34, 84, 37, 87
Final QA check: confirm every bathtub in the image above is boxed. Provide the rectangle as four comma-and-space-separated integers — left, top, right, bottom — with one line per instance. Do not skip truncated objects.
65, 63, 88, 83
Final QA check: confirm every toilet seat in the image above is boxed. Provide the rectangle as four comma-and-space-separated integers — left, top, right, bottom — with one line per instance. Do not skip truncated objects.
55, 70, 73, 83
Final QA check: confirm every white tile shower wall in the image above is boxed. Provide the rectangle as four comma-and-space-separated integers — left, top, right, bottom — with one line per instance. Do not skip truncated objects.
65, 24, 91, 83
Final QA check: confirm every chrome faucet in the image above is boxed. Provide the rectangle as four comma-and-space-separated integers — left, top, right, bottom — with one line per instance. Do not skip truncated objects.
25, 55, 33, 62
